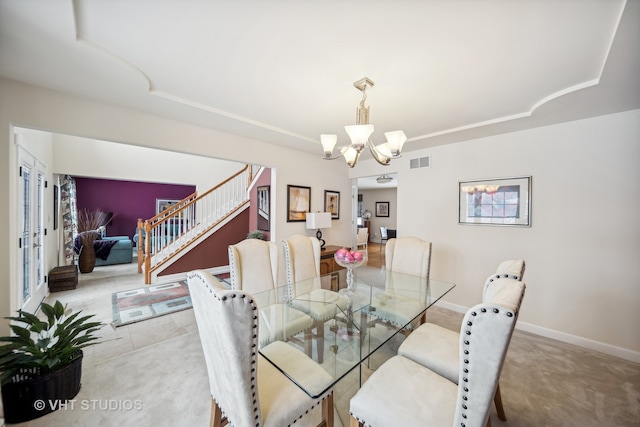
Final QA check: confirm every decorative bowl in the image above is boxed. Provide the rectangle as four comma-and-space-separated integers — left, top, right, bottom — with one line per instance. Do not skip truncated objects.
334, 248, 367, 269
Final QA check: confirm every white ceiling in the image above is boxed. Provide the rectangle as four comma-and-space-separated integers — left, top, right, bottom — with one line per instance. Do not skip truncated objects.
1, 1, 638, 161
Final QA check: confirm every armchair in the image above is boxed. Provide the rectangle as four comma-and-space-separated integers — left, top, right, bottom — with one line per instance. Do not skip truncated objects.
186, 270, 334, 427
350, 278, 526, 427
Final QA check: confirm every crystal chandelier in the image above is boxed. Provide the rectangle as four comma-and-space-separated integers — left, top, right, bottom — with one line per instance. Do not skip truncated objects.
321, 77, 407, 168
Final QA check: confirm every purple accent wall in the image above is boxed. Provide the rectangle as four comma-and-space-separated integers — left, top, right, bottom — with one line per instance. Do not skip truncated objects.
75, 177, 196, 240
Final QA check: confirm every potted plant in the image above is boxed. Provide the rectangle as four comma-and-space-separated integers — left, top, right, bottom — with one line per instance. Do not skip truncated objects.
246, 229, 265, 240
0, 300, 105, 423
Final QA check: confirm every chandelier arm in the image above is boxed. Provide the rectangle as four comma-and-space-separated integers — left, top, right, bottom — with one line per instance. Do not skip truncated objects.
367, 139, 391, 166
322, 145, 349, 161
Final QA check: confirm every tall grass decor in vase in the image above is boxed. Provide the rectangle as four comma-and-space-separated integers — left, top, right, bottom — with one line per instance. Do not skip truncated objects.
76, 208, 105, 273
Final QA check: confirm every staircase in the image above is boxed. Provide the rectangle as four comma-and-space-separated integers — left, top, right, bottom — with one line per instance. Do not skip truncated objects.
137, 164, 259, 284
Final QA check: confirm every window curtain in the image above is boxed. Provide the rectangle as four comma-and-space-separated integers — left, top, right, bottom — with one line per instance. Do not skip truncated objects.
59, 175, 78, 265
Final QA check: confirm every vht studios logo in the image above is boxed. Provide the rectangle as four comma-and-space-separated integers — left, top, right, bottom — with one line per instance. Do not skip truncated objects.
33, 399, 144, 411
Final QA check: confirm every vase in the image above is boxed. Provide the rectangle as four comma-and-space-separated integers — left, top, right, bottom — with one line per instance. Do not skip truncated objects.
78, 244, 96, 273
1, 351, 83, 423
334, 249, 367, 296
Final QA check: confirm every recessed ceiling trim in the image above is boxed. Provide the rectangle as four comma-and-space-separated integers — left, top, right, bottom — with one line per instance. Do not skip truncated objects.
72, 1, 319, 145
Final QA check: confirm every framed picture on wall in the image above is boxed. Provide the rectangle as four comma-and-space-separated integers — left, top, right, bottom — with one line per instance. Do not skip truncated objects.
324, 190, 340, 219
376, 202, 390, 217
287, 185, 311, 222
257, 185, 270, 231
458, 176, 531, 226
156, 199, 180, 215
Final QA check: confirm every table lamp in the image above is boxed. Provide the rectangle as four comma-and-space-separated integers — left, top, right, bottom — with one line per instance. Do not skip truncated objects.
306, 212, 332, 250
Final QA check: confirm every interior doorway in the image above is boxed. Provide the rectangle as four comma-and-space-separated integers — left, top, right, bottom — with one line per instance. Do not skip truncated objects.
355, 173, 398, 244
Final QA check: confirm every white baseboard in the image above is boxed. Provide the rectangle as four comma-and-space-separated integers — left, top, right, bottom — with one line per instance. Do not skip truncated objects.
434, 300, 640, 364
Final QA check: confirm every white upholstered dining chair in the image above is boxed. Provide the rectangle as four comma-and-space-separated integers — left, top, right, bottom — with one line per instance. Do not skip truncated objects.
187, 270, 334, 427
350, 277, 526, 427
228, 239, 314, 347
397, 259, 526, 421
282, 235, 349, 363
364, 236, 432, 332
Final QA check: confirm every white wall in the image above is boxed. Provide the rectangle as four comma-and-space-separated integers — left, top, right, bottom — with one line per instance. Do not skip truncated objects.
352, 109, 640, 361
52, 134, 243, 191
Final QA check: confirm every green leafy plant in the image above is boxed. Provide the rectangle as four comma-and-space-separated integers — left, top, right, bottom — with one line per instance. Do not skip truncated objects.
0, 300, 105, 385
246, 229, 265, 240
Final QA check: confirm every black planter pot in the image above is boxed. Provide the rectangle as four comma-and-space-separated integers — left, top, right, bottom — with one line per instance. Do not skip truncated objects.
1, 351, 83, 424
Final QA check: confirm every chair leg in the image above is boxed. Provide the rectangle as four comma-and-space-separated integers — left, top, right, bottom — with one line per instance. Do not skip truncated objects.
304, 328, 313, 359
210, 398, 226, 427
319, 392, 334, 427
350, 415, 363, 427
316, 321, 325, 364
494, 383, 507, 421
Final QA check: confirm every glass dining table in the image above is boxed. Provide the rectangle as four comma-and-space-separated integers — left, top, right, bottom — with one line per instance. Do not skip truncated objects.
251, 266, 456, 399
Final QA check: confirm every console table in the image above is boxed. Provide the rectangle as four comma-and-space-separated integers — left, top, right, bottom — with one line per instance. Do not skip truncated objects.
319, 245, 347, 276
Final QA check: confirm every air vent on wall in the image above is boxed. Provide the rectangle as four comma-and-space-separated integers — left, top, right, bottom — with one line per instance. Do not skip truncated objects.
410, 156, 431, 169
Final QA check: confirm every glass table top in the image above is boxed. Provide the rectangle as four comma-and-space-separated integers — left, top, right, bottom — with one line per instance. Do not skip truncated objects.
254, 266, 455, 398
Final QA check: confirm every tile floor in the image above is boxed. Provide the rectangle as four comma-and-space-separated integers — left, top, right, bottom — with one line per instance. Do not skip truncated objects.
2, 257, 639, 426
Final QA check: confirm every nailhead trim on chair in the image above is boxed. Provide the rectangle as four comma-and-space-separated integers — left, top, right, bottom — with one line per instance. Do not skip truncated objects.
191, 271, 264, 426
189, 270, 332, 427
287, 393, 332, 426
458, 306, 517, 426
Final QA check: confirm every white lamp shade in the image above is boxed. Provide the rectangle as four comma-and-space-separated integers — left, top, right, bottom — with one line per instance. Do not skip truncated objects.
344, 124, 374, 152
340, 145, 360, 167
384, 130, 407, 155
306, 212, 332, 229
320, 134, 338, 156
375, 142, 393, 158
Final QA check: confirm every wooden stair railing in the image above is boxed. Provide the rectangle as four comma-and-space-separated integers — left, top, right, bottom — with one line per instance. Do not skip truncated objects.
137, 164, 257, 284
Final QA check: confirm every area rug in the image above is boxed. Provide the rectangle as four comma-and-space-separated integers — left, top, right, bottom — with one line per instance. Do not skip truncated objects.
112, 282, 192, 327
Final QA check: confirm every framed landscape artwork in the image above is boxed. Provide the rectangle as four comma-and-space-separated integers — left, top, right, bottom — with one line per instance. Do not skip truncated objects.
458, 176, 531, 226
287, 185, 311, 222
324, 190, 340, 219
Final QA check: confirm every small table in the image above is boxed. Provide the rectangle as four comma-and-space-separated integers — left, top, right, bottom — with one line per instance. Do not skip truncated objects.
256, 266, 455, 398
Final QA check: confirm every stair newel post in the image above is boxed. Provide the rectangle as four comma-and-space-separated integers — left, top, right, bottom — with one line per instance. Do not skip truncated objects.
144, 219, 152, 284
137, 218, 144, 274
